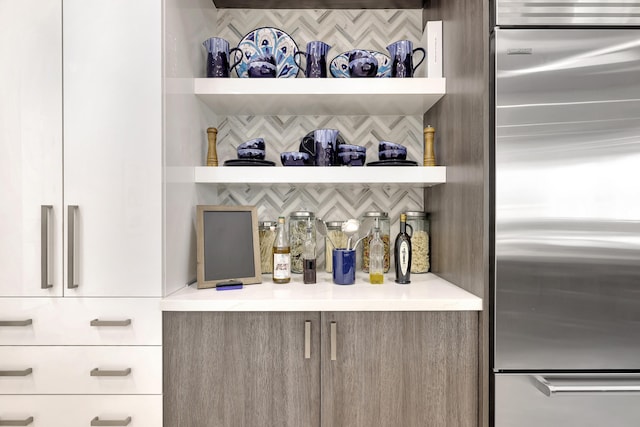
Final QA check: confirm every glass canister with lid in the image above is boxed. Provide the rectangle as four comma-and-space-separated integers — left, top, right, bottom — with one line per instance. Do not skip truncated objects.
289, 210, 316, 274
360, 211, 390, 273
258, 220, 277, 274
325, 221, 348, 273
405, 211, 430, 273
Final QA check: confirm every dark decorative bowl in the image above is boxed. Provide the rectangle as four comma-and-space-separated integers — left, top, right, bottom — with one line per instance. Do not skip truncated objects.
378, 140, 406, 152
238, 138, 266, 150
280, 151, 311, 166
338, 144, 367, 154
378, 149, 407, 161
338, 151, 366, 166
237, 148, 266, 160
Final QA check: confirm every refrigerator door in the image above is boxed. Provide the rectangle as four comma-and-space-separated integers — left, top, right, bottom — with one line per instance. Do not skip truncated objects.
494, 29, 640, 370
494, 373, 640, 427
496, 0, 640, 27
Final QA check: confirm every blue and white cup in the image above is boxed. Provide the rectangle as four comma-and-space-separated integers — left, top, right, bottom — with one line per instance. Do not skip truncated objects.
294, 40, 332, 78
202, 37, 242, 78
348, 50, 378, 78
248, 54, 277, 78
332, 249, 356, 285
313, 128, 340, 166
386, 40, 425, 78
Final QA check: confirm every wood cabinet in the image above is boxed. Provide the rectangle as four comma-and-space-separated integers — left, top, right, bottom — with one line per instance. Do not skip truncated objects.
164, 311, 478, 427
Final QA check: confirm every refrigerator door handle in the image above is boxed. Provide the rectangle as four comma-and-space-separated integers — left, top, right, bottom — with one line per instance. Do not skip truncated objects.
531, 375, 640, 397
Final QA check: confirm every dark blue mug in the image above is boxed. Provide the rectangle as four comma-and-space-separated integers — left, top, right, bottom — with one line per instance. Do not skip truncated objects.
386, 40, 426, 78
294, 41, 332, 78
332, 249, 356, 285
202, 37, 242, 78
313, 129, 340, 166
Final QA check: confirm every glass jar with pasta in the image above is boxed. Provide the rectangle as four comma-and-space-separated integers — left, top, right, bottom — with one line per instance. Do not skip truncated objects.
258, 220, 277, 274
360, 211, 390, 273
405, 211, 430, 273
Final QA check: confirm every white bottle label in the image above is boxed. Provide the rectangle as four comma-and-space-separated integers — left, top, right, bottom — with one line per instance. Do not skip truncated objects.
273, 253, 291, 280
399, 242, 410, 275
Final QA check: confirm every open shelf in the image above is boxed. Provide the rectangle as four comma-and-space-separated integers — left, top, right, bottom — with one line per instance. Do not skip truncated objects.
193, 165, 446, 187
194, 77, 446, 115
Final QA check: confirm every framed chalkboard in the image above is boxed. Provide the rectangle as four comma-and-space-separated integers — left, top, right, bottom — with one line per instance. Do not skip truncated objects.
196, 205, 261, 289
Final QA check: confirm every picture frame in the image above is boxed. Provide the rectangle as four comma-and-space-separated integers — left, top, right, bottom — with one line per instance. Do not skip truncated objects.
196, 205, 262, 289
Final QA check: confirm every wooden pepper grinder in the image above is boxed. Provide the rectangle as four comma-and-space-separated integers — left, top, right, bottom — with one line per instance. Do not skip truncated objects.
206, 127, 218, 166
423, 125, 436, 166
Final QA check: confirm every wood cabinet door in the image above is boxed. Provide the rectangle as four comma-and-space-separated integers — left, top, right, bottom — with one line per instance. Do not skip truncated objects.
321, 311, 478, 427
164, 312, 321, 427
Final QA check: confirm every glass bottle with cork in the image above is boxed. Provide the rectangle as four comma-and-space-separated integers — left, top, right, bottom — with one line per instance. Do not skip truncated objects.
303, 219, 316, 284
272, 216, 291, 284
360, 211, 390, 273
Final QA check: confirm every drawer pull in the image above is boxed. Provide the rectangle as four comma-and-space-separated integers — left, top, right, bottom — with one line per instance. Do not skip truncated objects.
90, 319, 132, 327
0, 320, 32, 327
0, 368, 33, 377
330, 321, 337, 361
90, 368, 131, 377
304, 320, 311, 359
91, 416, 131, 426
0, 416, 34, 426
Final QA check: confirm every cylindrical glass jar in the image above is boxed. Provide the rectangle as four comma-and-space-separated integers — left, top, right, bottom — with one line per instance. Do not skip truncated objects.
258, 220, 277, 274
405, 211, 430, 273
289, 211, 315, 273
360, 211, 390, 273
325, 221, 348, 273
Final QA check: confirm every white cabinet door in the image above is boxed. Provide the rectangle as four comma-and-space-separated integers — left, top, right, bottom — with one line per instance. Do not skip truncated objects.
0, 346, 161, 394
62, 0, 162, 297
0, 395, 162, 427
0, 0, 63, 297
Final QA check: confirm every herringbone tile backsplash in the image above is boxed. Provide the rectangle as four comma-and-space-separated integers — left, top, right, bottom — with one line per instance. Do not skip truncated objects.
214, 10, 425, 268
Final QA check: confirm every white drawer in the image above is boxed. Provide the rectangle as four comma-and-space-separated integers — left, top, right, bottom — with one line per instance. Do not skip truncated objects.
0, 395, 162, 427
0, 346, 161, 394
0, 298, 161, 345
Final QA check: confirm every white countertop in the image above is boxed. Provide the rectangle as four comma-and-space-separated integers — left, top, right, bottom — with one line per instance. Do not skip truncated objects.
161, 272, 482, 312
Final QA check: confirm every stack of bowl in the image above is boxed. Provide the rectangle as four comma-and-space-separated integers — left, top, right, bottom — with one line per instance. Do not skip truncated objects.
378, 141, 407, 161
337, 144, 367, 166
280, 151, 311, 166
237, 138, 266, 160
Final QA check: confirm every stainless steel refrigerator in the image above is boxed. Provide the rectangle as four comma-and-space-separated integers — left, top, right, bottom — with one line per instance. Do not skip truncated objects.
492, 2, 640, 425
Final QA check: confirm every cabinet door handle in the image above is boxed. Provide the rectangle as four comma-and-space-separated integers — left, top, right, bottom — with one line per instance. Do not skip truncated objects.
41, 205, 53, 289
0, 368, 33, 376
304, 320, 311, 359
90, 319, 132, 327
67, 205, 79, 289
330, 321, 337, 361
0, 416, 34, 426
90, 416, 131, 426
90, 368, 131, 377
0, 320, 32, 327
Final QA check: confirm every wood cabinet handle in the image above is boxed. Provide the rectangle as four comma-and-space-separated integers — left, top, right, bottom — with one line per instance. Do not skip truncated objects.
0, 416, 34, 426
304, 320, 311, 359
67, 205, 79, 289
0, 368, 32, 377
0, 320, 32, 327
206, 127, 218, 166
41, 205, 53, 289
90, 368, 131, 377
91, 416, 131, 426
330, 321, 337, 361
90, 319, 132, 327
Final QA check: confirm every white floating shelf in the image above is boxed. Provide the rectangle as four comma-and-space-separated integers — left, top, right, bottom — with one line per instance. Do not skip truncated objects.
194, 77, 446, 115
193, 166, 446, 187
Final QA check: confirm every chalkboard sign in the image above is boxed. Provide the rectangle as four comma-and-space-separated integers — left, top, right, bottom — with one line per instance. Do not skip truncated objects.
196, 205, 261, 289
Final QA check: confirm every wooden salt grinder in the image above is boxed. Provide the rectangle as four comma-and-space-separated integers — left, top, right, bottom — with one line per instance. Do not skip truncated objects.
423, 125, 436, 166
206, 127, 218, 166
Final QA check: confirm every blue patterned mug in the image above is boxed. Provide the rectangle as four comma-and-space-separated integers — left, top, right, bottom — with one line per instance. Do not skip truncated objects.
386, 40, 426, 78
313, 128, 340, 166
294, 41, 332, 78
202, 37, 242, 78
348, 50, 378, 78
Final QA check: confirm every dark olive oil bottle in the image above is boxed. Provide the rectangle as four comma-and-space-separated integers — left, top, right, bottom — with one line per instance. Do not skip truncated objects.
394, 213, 412, 284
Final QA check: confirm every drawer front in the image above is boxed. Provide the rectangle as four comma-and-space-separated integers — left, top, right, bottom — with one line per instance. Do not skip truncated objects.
0, 395, 162, 427
0, 298, 161, 345
0, 346, 161, 394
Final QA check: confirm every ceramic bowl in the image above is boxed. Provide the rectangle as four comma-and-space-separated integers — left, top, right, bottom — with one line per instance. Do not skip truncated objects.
338, 151, 366, 166
378, 141, 406, 152
280, 151, 310, 166
338, 144, 366, 154
237, 148, 266, 160
378, 149, 407, 161
238, 138, 266, 150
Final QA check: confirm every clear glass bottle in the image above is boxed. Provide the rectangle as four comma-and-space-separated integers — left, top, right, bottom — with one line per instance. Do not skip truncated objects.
258, 220, 277, 274
360, 211, 390, 273
303, 222, 316, 284
368, 222, 385, 285
272, 216, 291, 284
394, 213, 412, 284
325, 221, 347, 273
405, 211, 430, 273
289, 210, 315, 274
